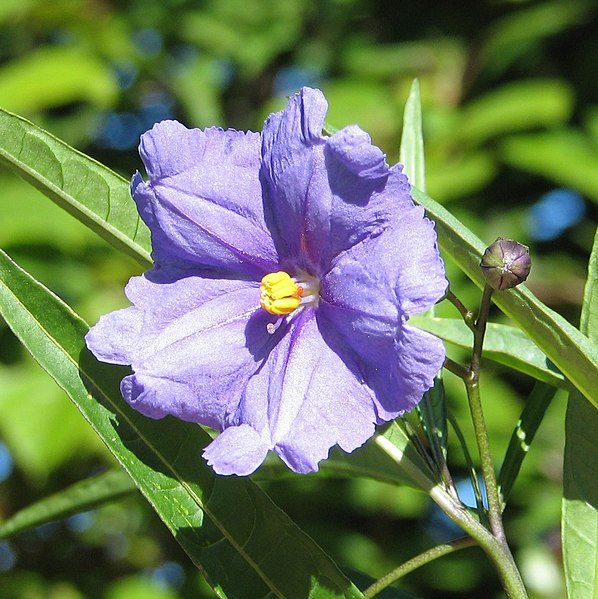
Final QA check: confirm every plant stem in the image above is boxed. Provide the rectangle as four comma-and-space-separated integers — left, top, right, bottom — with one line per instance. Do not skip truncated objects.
446, 288, 476, 331
362, 537, 477, 598
471, 284, 493, 374
443, 356, 470, 380
468, 284, 504, 540
376, 435, 528, 598
435, 284, 528, 597
465, 284, 527, 597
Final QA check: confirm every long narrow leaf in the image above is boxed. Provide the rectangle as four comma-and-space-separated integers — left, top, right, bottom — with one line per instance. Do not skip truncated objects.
562, 225, 598, 599
399, 79, 426, 192
411, 316, 567, 389
413, 187, 598, 408
0, 248, 363, 599
498, 382, 556, 504
0, 469, 136, 539
0, 108, 152, 266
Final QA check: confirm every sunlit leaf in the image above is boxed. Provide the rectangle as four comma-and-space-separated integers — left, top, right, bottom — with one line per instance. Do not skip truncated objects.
0, 469, 136, 539
480, 0, 594, 79
322, 421, 437, 490
107, 576, 180, 599
0, 0, 36, 24
316, 80, 399, 144
0, 362, 101, 481
411, 316, 567, 389
181, 2, 307, 77
562, 224, 598, 599
0, 108, 152, 266
413, 187, 598, 409
426, 150, 496, 204
0, 249, 363, 599
400, 79, 425, 192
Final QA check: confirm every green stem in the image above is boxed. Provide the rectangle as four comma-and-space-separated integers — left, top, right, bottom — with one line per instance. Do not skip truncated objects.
446, 288, 476, 331
443, 356, 470, 380
471, 284, 493, 374
362, 537, 477, 598
418, 284, 528, 597
375, 435, 528, 598
468, 284, 504, 541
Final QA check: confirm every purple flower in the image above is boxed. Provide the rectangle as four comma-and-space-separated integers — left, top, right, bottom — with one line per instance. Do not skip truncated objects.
86, 87, 447, 476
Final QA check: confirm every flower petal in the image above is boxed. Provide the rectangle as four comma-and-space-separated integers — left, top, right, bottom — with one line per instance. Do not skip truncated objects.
86, 270, 276, 429
322, 202, 447, 320
234, 309, 377, 473
85, 305, 145, 365
260, 88, 328, 271
318, 304, 445, 421
317, 205, 446, 419
203, 424, 269, 476
88, 87, 449, 478
133, 121, 277, 276
261, 88, 413, 275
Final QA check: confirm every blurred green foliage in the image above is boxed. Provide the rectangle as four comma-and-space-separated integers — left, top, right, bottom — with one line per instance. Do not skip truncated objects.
1, 0, 597, 597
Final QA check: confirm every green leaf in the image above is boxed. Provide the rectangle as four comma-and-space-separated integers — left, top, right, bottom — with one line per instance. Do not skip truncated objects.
399, 79, 425, 192
373, 421, 439, 493
0, 249, 363, 599
563, 224, 598, 599
411, 316, 567, 389
0, 108, 152, 266
412, 187, 598, 409
426, 150, 496, 204
107, 576, 180, 599
0, 362, 102, 481
416, 379, 448, 473
255, 422, 439, 490
498, 382, 556, 504
0, 469, 136, 539
0, 0, 35, 24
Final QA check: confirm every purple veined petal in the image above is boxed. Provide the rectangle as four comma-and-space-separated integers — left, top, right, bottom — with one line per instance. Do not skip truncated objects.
321, 203, 447, 322
133, 121, 278, 277
260, 88, 414, 275
326, 125, 388, 180
363, 324, 446, 421
390, 324, 446, 413
317, 205, 446, 420
203, 424, 270, 476
86, 268, 261, 366
260, 88, 329, 272
86, 271, 278, 429
85, 306, 146, 365
318, 304, 445, 422
381, 206, 447, 316
231, 309, 377, 474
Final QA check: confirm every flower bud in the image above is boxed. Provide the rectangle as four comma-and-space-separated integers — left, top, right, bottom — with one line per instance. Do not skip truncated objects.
480, 238, 531, 290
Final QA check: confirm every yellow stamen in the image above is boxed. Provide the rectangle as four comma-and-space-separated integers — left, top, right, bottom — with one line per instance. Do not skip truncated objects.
260, 271, 303, 315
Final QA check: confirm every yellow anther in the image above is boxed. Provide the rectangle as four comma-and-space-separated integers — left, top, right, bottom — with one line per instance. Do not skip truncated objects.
260, 271, 304, 315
